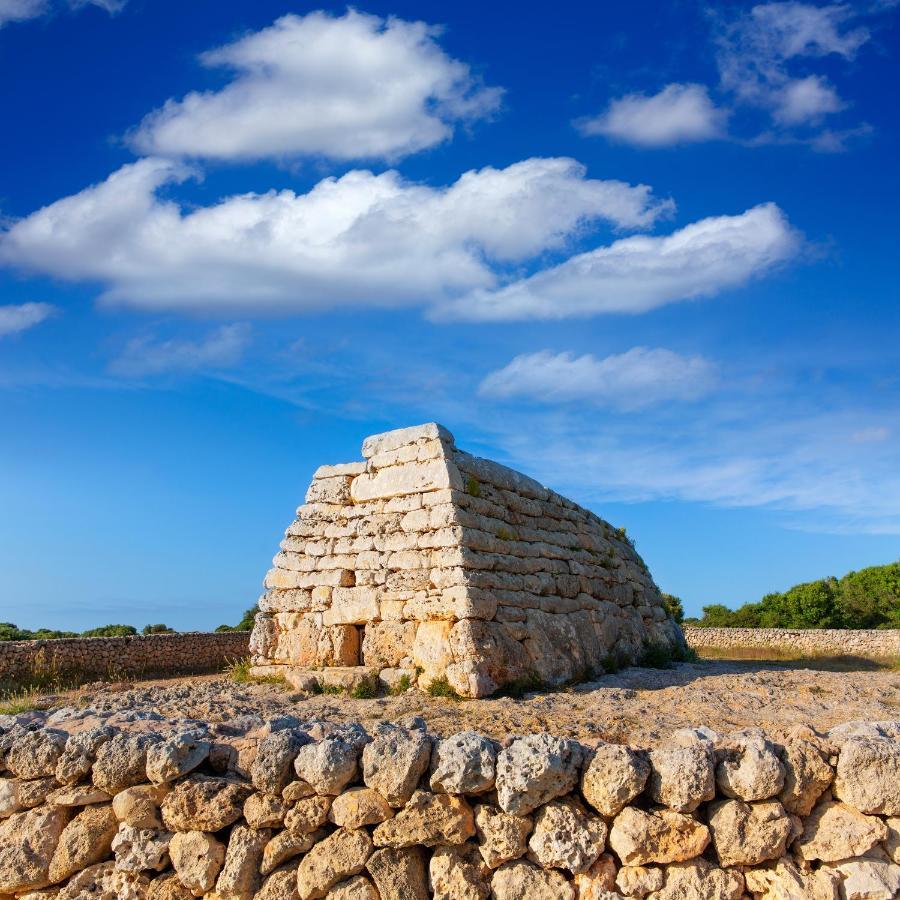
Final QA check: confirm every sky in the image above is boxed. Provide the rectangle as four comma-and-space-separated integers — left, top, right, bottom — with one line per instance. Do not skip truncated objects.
0, 0, 898, 632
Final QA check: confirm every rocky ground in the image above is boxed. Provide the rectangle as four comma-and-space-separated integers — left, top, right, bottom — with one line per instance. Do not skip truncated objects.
20, 658, 899, 747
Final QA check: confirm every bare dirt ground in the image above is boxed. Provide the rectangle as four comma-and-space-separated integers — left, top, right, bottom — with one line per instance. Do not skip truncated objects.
30, 658, 900, 747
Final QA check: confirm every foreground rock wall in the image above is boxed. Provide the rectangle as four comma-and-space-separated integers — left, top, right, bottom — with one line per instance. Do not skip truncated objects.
0, 632, 251, 682
1, 715, 899, 899
684, 627, 900, 661
252, 423, 683, 697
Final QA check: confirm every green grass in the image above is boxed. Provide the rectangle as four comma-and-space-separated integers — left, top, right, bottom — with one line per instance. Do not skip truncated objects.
224, 657, 286, 686
465, 476, 481, 498
0, 689, 43, 715
426, 676, 462, 700
691, 645, 899, 671
389, 673, 413, 695
350, 676, 378, 699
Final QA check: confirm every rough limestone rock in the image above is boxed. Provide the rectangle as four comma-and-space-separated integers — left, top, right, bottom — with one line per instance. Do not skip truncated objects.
744, 857, 841, 900
647, 859, 744, 900
828, 859, 900, 900
284, 796, 332, 835
429, 731, 496, 796
571, 853, 617, 898
48, 784, 112, 807
5, 729, 67, 781
261, 830, 320, 875
145, 732, 210, 785
112, 783, 170, 829
325, 875, 379, 899
647, 745, 715, 813
16, 777, 58, 810
252, 730, 308, 796
215, 824, 270, 900
616, 865, 665, 898
527, 797, 607, 875
92, 733, 162, 795
296, 828, 373, 900
885, 817, 900, 864
491, 860, 575, 900
244, 792, 289, 829
366, 846, 429, 900
608, 807, 710, 866
256, 868, 301, 900
496, 733, 584, 816
294, 737, 362, 797
110, 823, 172, 874
329, 787, 393, 829
56, 861, 149, 900
0, 778, 21, 818
580, 743, 650, 817
473, 803, 532, 869
795, 800, 889, 862
715, 731, 785, 801
0, 805, 69, 893
429, 844, 490, 900
372, 789, 474, 848
777, 735, 834, 816
56, 726, 115, 785
833, 737, 900, 815
707, 799, 792, 867
250, 424, 684, 697
161, 775, 252, 832
47, 804, 119, 884
362, 727, 431, 807
148, 871, 196, 900
168, 830, 226, 896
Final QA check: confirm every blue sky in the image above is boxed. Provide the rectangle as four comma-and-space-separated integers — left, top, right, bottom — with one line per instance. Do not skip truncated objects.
1, 0, 898, 631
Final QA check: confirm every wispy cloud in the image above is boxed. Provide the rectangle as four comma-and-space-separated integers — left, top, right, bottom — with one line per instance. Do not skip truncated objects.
109, 324, 250, 377
0, 302, 56, 337
0, 0, 125, 27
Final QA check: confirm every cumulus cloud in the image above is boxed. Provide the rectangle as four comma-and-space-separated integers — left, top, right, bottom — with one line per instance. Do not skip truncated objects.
577, 83, 727, 147
443, 203, 799, 321
0, 302, 55, 337
0, 156, 675, 314
109, 323, 250, 377
129, 11, 502, 162
479, 347, 716, 409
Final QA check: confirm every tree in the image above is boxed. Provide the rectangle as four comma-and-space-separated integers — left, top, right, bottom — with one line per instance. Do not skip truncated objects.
81, 624, 138, 637
661, 593, 684, 624
216, 605, 259, 633
142, 624, 176, 635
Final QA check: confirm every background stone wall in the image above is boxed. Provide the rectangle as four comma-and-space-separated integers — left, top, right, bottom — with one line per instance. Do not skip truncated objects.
684, 626, 900, 660
1, 715, 898, 899
0, 632, 251, 682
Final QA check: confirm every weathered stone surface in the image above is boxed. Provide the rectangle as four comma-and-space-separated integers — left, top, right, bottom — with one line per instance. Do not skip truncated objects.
169, 830, 226, 896
647, 745, 715, 812
707, 799, 792, 867
366, 847, 429, 900
56, 862, 149, 900
296, 829, 373, 900
256, 867, 300, 900
324, 875, 378, 900
361, 622, 416, 668
885, 817, 900, 864
490, 860, 575, 900
56, 727, 115, 785
429, 731, 496, 795
252, 730, 308, 796
93, 733, 162, 795
48, 805, 118, 884
215, 824, 270, 900
527, 797, 607, 875
429, 844, 490, 900
473, 803, 532, 869
777, 736, 834, 816
616, 864, 665, 898
715, 732, 785, 801
827, 859, 900, 900
244, 792, 289, 829
47, 784, 111, 807
362, 727, 431, 807
111, 823, 172, 874
146, 733, 210, 785
5, 729, 67, 780
323, 589, 380, 627
372, 790, 474, 848
795, 800, 889, 862
17, 777, 59, 810
0, 806, 69, 893
0, 778, 21, 818
261, 830, 319, 876
581, 743, 649, 817
647, 859, 744, 900
161, 775, 252, 832
284, 796, 332, 835
571, 853, 617, 898
744, 857, 841, 900
608, 807, 710, 866
113, 783, 170, 829
294, 738, 361, 796
444, 620, 532, 698
148, 871, 195, 900
833, 737, 900, 815
329, 787, 393, 829
351, 459, 460, 503
496, 733, 584, 816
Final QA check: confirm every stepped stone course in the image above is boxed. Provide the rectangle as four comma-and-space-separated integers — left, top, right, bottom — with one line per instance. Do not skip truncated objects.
250, 423, 684, 697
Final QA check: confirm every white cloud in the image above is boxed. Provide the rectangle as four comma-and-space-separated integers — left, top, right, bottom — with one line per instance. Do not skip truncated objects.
0, 302, 55, 337
109, 324, 250, 377
129, 10, 502, 163
577, 83, 727, 147
0, 156, 674, 314
773, 75, 845, 125
442, 203, 799, 321
479, 347, 716, 409
0, 0, 46, 26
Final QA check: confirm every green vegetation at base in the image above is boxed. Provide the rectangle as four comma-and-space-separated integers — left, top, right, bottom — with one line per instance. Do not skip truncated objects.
426, 676, 463, 700
1, 622, 175, 641
215, 605, 259, 633
224, 657, 285, 686
683, 561, 900, 630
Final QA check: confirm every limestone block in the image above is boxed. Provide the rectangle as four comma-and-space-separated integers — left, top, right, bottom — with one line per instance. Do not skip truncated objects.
581, 743, 650, 817
777, 735, 834, 816
527, 797, 607, 875
366, 846, 429, 900
608, 807, 710, 866
252, 730, 308, 796
294, 738, 361, 796
243, 792, 289, 828
284, 796, 332, 835
4, 729, 67, 780
372, 790, 474, 848
795, 800, 888, 862
48, 805, 119, 884
361, 423, 453, 459
169, 831, 225, 896
326, 874, 379, 899
647, 859, 744, 900
215, 824, 270, 900
445, 619, 531, 698
296, 828, 373, 900
403, 586, 497, 622
361, 622, 416, 668
112, 784, 170, 829
715, 731, 785, 801
323, 588, 380, 626
743, 858, 841, 900
572, 853, 617, 898
351, 460, 462, 503
429, 731, 497, 795
261, 829, 319, 875
827, 859, 900, 900
362, 726, 431, 808
0, 805, 70, 893
616, 865, 665, 898
110, 823, 172, 874
429, 845, 490, 900
490, 860, 574, 900
161, 775, 252, 832
833, 737, 900, 815
473, 804, 532, 869
329, 788, 393, 829
707, 799, 792, 867
265, 615, 359, 667
314, 462, 367, 479
647, 744, 715, 812
495, 733, 584, 816
411, 621, 453, 683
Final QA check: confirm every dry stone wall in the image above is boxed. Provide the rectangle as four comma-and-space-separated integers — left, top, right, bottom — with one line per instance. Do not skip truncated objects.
0, 633, 251, 683
1, 712, 899, 899
684, 627, 900, 661
251, 423, 683, 698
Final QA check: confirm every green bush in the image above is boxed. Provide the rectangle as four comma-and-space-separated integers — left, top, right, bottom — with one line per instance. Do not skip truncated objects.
662, 593, 684, 624
216, 605, 259, 633
426, 676, 462, 700
142, 624, 176, 635
81, 624, 138, 638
